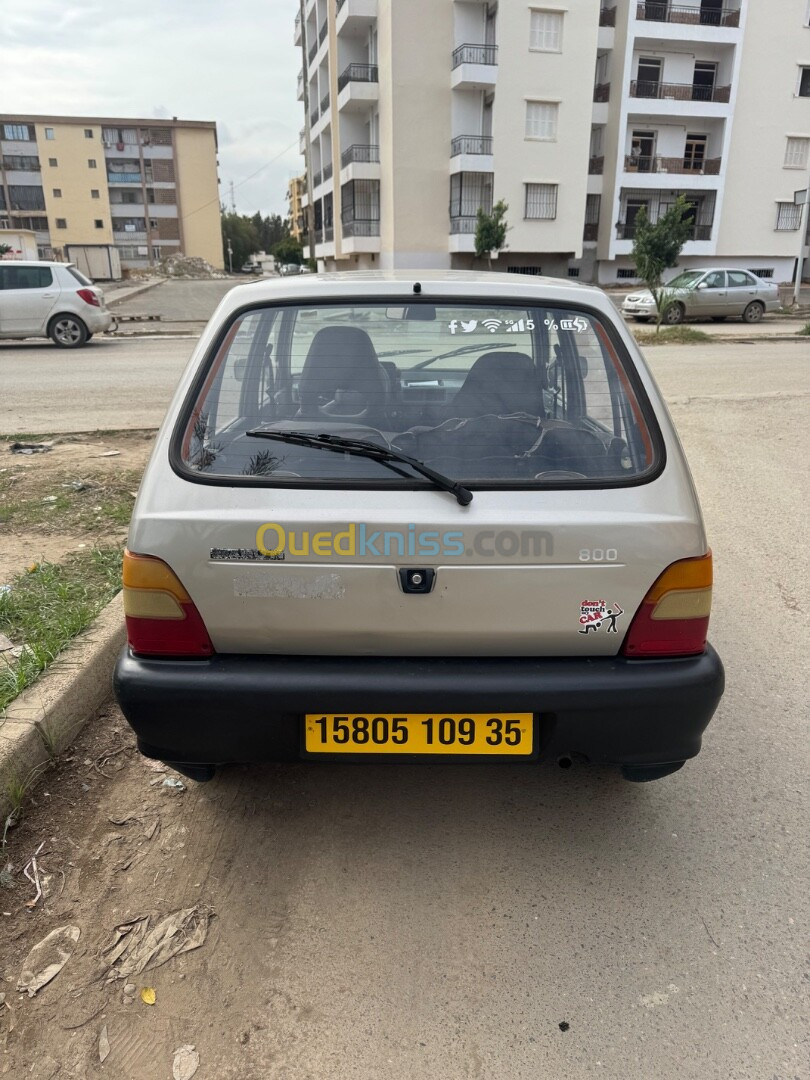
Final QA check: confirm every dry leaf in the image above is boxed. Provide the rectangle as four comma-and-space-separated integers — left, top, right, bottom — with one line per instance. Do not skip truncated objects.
172, 1044, 200, 1079
99, 1024, 111, 1062
140, 987, 156, 1005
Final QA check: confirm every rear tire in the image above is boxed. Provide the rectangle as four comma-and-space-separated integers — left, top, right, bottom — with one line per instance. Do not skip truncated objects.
663, 302, 685, 326
48, 314, 88, 348
742, 301, 764, 324
621, 762, 685, 783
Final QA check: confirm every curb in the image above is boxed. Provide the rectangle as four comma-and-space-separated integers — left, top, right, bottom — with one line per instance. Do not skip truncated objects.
0, 592, 125, 815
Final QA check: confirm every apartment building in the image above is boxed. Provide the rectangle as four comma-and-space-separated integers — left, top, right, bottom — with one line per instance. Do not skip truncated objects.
288, 174, 307, 240
295, 0, 810, 284
0, 114, 222, 271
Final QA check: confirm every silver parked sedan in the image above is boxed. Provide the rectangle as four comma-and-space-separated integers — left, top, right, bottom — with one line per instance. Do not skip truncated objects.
622, 268, 780, 325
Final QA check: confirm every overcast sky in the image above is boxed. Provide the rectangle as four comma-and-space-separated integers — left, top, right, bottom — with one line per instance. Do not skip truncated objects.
3, 0, 302, 218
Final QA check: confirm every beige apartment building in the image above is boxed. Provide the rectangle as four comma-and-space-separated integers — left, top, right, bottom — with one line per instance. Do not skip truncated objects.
295, 0, 810, 284
0, 114, 222, 272
288, 174, 307, 240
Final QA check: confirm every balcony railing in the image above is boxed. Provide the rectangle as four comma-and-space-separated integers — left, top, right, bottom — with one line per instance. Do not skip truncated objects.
583, 223, 599, 242
341, 143, 380, 166
593, 83, 611, 102
589, 155, 604, 174
449, 216, 479, 235
599, 5, 617, 26
320, 91, 331, 115
337, 0, 346, 9
616, 221, 713, 240
323, 162, 333, 181
342, 219, 380, 237
308, 39, 318, 63
636, 2, 741, 27
338, 62, 379, 91
108, 172, 142, 183
310, 105, 319, 125
313, 170, 322, 188
451, 135, 494, 157
630, 80, 732, 103
318, 20, 328, 43
452, 44, 498, 68
625, 154, 722, 174
321, 225, 334, 243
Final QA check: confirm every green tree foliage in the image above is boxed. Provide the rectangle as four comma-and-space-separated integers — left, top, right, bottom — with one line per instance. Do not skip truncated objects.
474, 199, 509, 268
221, 212, 259, 271
631, 195, 695, 332
272, 235, 304, 266
250, 212, 288, 252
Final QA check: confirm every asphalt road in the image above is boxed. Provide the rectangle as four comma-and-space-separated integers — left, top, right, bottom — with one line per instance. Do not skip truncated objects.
2, 336, 807, 1076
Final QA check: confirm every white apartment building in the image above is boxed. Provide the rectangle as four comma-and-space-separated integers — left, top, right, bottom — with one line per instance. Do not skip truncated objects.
295, 0, 810, 284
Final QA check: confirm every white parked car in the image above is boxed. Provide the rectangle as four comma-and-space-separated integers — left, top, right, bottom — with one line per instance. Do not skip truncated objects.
0, 260, 113, 347
622, 268, 780, 325
115, 271, 724, 784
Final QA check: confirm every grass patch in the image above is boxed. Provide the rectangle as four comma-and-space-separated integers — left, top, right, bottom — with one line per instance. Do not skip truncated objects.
0, 546, 122, 713
634, 326, 712, 346
0, 468, 140, 533
796, 322, 810, 336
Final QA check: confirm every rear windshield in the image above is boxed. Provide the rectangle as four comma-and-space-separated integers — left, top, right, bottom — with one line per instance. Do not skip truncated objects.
175, 301, 659, 488
66, 266, 93, 286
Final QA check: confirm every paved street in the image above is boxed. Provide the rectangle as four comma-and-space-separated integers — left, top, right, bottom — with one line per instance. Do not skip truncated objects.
1, 336, 807, 1078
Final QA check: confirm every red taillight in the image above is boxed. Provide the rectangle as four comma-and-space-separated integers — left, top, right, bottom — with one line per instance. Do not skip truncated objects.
77, 288, 100, 307
621, 553, 713, 659
123, 550, 214, 658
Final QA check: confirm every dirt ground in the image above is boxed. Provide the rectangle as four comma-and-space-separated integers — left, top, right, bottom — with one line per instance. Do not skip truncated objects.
0, 432, 154, 584
0, 703, 240, 1079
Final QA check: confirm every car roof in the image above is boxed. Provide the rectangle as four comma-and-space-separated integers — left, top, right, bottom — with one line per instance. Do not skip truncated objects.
215, 269, 606, 317
1, 260, 72, 268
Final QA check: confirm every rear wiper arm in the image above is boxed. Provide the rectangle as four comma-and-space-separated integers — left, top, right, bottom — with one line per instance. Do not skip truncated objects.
245, 429, 473, 506
411, 341, 515, 370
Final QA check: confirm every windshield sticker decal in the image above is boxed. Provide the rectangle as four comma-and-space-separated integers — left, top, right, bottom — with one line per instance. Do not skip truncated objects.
578, 600, 624, 635
448, 317, 536, 335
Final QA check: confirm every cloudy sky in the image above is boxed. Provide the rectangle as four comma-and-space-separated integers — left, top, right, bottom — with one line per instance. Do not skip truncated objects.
3, 0, 302, 217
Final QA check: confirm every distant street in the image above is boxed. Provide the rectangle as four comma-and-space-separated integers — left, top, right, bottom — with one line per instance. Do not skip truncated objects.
0, 334, 807, 435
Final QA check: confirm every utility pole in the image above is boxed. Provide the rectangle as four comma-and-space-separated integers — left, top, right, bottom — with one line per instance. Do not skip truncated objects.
299, 0, 316, 266
229, 180, 236, 214
793, 174, 810, 308
227, 239, 233, 274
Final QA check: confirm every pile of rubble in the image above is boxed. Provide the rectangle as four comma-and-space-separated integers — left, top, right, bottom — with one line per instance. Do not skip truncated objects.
159, 254, 228, 280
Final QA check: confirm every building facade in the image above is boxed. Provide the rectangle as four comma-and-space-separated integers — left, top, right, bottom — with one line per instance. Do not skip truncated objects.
295, 0, 810, 283
287, 174, 307, 240
0, 114, 222, 271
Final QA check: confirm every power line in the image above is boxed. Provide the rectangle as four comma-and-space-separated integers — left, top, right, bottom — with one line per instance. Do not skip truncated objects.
181, 136, 300, 221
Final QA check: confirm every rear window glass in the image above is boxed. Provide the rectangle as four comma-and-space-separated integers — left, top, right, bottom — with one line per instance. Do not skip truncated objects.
66, 266, 93, 286
176, 302, 659, 488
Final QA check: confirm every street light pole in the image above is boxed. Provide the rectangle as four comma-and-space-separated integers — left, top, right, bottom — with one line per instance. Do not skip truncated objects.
227, 240, 233, 274
793, 174, 810, 308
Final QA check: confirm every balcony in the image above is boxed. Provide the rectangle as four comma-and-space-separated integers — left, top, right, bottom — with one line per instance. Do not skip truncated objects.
616, 221, 712, 241
341, 144, 380, 166
635, 2, 740, 27
624, 154, 722, 175
297, 71, 304, 101
342, 219, 379, 238
449, 216, 478, 234
583, 223, 599, 242
107, 172, 142, 183
336, 0, 377, 36
452, 44, 498, 91
450, 135, 494, 176
310, 104, 319, 126
323, 162, 333, 182
589, 155, 604, 174
318, 19, 328, 45
308, 38, 317, 63
630, 80, 731, 103
451, 135, 493, 157
313, 170, 322, 188
337, 63, 379, 111
299, 127, 306, 154
593, 83, 610, 102
599, 5, 616, 26
320, 91, 331, 119
294, 10, 302, 45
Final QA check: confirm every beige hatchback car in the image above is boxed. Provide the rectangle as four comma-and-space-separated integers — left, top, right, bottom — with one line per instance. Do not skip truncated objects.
622, 268, 780, 324
115, 271, 724, 784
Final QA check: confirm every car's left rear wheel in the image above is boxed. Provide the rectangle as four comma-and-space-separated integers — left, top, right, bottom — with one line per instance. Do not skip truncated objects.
48, 314, 88, 348
742, 301, 764, 324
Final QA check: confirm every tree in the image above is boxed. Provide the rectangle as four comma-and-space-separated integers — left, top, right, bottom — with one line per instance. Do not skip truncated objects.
272, 235, 304, 266
0, 243, 11, 257
475, 199, 509, 269
631, 195, 695, 333
221, 211, 259, 271
251, 212, 288, 253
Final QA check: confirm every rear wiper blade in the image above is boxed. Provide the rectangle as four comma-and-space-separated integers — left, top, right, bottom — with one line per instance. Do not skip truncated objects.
411, 341, 515, 370
245, 429, 473, 506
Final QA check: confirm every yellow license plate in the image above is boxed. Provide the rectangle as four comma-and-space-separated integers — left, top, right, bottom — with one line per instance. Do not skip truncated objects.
304, 714, 534, 756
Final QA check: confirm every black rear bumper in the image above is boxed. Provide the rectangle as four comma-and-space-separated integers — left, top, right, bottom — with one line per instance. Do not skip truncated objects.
114, 646, 724, 768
